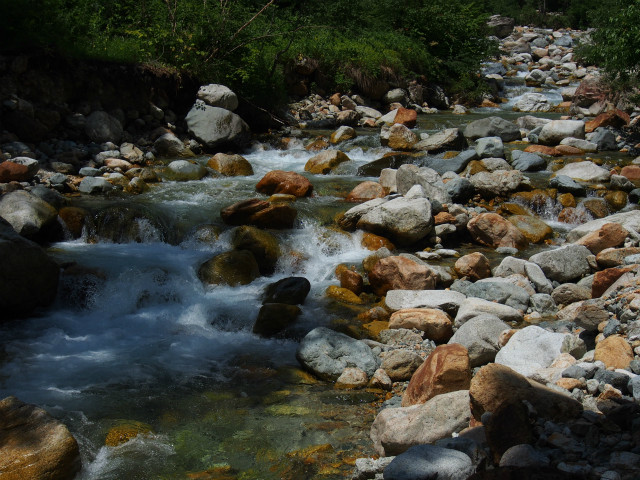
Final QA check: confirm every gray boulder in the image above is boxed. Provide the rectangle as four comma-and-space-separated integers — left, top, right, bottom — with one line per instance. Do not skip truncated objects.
513, 93, 552, 113
553, 161, 610, 183
382, 444, 474, 480
396, 164, 451, 204
453, 278, 530, 312
0, 219, 59, 318
470, 170, 526, 197
475, 136, 504, 158
495, 325, 571, 377
446, 177, 475, 203
0, 191, 58, 238
385, 290, 467, 316
449, 314, 510, 367
487, 15, 515, 38
548, 175, 586, 196
356, 196, 433, 246
84, 111, 123, 144
423, 150, 476, 175
296, 327, 378, 381
370, 390, 471, 456
455, 297, 523, 327
196, 84, 239, 111
164, 160, 207, 181
78, 176, 115, 194
590, 128, 618, 151
154, 132, 187, 157
463, 116, 521, 142
185, 101, 250, 149
510, 150, 546, 172
414, 128, 466, 153
528, 244, 592, 282
538, 120, 585, 145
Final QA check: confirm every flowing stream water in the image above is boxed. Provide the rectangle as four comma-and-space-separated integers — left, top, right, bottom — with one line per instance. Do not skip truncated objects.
0, 77, 632, 479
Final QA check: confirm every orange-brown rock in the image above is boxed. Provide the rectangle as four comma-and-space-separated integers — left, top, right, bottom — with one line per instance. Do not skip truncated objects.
0, 161, 31, 182
469, 363, 582, 422
556, 378, 585, 391
0, 396, 81, 480
558, 207, 590, 224
325, 285, 363, 304
402, 344, 471, 407
498, 202, 533, 217
256, 170, 313, 197
620, 165, 640, 182
369, 256, 436, 296
394, 107, 417, 128
573, 75, 609, 107
385, 124, 418, 151
585, 109, 630, 133
58, 206, 89, 239
305, 137, 330, 151
508, 215, 553, 243
345, 181, 385, 202
604, 191, 628, 211
467, 213, 529, 250
524, 145, 561, 156
304, 150, 350, 174
581, 198, 609, 219
574, 222, 629, 255
434, 211, 457, 225
596, 247, 640, 268
481, 99, 500, 108
555, 145, 583, 156
207, 153, 254, 176
557, 193, 576, 208
361, 232, 395, 251
592, 266, 639, 297
335, 264, 364, 295
454, 252, 491, 281
329, 93, 342, 106
594, 334, 634, 369
220, 198, 297, 229
389, 308, 453, 343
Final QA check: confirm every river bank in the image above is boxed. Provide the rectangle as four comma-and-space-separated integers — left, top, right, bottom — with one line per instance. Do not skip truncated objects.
1, 22, 640, 480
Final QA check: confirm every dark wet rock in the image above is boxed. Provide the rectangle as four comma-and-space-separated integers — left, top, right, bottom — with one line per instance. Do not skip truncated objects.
231, 225, 281, 274
463, 116, 521, 142
262, 277, 311, 305
197, 250, 260, 286
253, 303, 302, 337
221, 198, 297, 229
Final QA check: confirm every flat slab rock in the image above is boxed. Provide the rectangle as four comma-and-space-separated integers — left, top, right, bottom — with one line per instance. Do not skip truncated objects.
385, 290, 467, 316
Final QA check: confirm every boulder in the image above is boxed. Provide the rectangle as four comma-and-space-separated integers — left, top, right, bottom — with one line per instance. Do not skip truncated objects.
414, 128, 466, 153
383, 124, 418, 151
574, 222, 628, 254
508, 215, 553, 243
185, 101, 250, 148
510, 150, 546, 172
566, 211, 640, 243
553, 161, 610, 183
196, 84, 239, 110
455, 297, 523, 327
335, 367, 369, 389
396, 164, 451, 204
345, 181, 385, 202
385, 290, 467, 316
402, 344, 471, 407
469, 363, 582, 422
513, 93, 552, 112
263, 277, 310, 305
207, 153, 253, 176
463, 117, 521, 142
356, 197, 433, 246
330, 125, 356, 144
594, 335, 634, 370
304, 150, 351, 174
592, 265, 638, 298
197, 250, 260, 286
469, 170, 527, 198
449, 314, 510, 367
153, 132, 187, 157
164, 160, 207, 181
538, 120, 585, 145
467, 212, 528, 250
494, 325, 572, 377
454, 253, 491, 281
0, 219, 59, 319
549, 175, 586, 196
381, 349, 424, 381
0, 396, 81, 480
369, 256, 436, 296
371, 390, 471, 458
475, 136, 504, 158
253, 303, 301, 336
528, 244, 592, 283
487, 15, 515, 38
296, 327, 378, 380
383, 445, 474, 480
389, 308, 453, 342
231, 225, 280, 274
78, 176, 114, 194
221, 198, 297, 229
256, 170, 313, 197
485, 400, 535, 464
0, 190, 58, 239
394, 107, 417, 128
454, 279, 530, 313
85, 111, 122, 143
0, 157, 39, 182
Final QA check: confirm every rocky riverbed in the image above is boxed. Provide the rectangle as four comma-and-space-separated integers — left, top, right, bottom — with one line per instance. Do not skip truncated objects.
1, 20, 640, 480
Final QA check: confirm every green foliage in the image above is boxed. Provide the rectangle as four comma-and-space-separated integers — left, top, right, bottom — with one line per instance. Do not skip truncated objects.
577, 0, 640, 89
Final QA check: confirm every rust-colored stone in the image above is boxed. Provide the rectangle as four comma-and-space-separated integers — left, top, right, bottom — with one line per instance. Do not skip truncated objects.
620, 165, 640, 182
594, 334, 634, 369
555, 145, 583, 155
575, 222, 629, 255
361, 232, 395, 251
345, 181, 385, 202
335, 264, 364, 295
434, 211, 457, 225
454, 252, 491, 281
402, 344, 471, 407
524, 145, 561, 156
369, 256, 436, 296
389, 308, 453, 343
467, 212, 529, 250
256, 170, 313, 197
393, 107, 417, 128
585, 110, 630, 133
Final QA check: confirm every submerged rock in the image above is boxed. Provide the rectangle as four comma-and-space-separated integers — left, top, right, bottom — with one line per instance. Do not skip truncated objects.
197, 250, 260, 286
